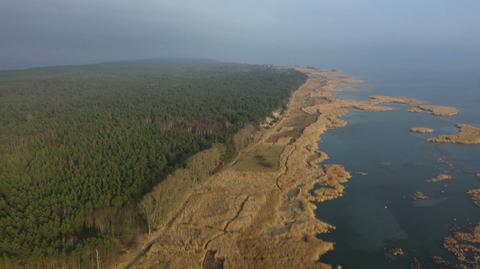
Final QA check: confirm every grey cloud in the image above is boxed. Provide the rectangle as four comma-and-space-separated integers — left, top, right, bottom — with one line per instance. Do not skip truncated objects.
1, 0, 479, 69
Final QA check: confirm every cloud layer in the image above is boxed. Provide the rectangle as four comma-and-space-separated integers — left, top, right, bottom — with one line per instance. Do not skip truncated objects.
1, 0, 479, 69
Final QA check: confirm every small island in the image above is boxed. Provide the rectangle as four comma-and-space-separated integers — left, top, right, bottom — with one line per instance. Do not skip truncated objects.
412, 191, 429, 200
410, 127, 434, 134
389, 247, 405, 257
408, 104, 459, 117
428, 174, 453, 183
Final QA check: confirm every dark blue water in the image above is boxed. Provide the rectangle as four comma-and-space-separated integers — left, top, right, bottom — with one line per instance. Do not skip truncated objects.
315, 63, 480, 268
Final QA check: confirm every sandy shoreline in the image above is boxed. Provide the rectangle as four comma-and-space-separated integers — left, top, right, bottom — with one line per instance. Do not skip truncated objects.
113, 67, 476, 269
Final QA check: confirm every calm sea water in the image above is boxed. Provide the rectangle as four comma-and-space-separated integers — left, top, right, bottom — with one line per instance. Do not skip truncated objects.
315, 63, 480, 268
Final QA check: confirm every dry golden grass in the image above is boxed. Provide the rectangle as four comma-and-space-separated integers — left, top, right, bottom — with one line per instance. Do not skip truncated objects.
232, 144, 285, 172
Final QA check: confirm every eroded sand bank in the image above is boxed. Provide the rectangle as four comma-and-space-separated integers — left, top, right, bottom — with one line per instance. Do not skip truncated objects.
114, 67, 471, 269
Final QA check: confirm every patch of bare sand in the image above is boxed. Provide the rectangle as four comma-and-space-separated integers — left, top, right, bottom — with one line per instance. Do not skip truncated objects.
429, 124, 480, 144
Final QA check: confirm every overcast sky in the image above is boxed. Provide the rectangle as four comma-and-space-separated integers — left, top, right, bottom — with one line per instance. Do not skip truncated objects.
1, 0, 479, 69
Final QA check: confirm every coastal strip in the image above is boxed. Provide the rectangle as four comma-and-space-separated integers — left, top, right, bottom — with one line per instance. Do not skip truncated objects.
114, 67, 466, 269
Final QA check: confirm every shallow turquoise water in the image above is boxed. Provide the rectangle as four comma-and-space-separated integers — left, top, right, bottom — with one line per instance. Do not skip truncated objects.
315, 90, 480, 267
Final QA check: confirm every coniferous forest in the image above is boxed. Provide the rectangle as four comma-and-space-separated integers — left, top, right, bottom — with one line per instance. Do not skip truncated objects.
0, 59, 306, 267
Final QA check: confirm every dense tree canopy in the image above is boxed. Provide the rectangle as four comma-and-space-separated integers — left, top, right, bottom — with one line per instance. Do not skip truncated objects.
0, 59, 306, 267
